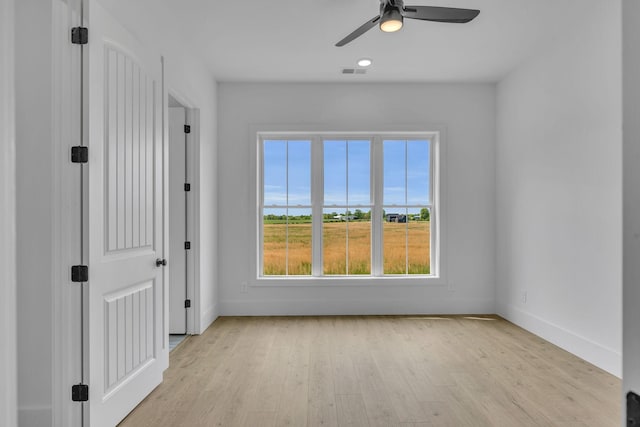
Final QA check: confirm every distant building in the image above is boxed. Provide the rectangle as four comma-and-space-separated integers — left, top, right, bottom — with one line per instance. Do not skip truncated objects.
334, 214, 355, 221
386, 213, 407, 223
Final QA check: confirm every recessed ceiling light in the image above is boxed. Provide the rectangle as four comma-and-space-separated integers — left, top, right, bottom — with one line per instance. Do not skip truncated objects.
357, 58, 372, 67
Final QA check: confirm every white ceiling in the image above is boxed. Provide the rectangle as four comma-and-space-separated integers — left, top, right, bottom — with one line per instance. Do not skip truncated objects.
99, 0, 580, 83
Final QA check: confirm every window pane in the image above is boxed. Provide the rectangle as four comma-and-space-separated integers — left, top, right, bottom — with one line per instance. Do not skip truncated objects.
288, 141, 311, 206
348, 140, 371, 205
287, 208, 312, 275
348, 214, 371, 275
324, 140, 347, 206
407, 140, 430, 205
262, 208, 311, 276
408, 208, 430, 274
263, 208, 287, 275
263, 141, 286, 206
383, 140, 406, 206
383, 207, 407, 274
323, 208, 346, 275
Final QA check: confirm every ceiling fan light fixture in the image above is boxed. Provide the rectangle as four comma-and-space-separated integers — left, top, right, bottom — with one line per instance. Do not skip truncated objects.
380, 8, 403, 32
335, 2, 479, 47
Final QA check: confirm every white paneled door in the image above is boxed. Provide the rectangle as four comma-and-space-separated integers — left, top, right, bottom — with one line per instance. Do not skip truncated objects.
87, 2, 167, 426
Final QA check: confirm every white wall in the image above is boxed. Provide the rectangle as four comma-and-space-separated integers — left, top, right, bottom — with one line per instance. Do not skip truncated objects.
16, 0, 56, 423
496, 1, 622, 376
217, 83, 496, 315
623, 0, 640, 406
0, 0, 17, 425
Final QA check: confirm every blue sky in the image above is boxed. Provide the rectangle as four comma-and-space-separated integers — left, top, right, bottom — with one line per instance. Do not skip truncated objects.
263, 139, 430, 216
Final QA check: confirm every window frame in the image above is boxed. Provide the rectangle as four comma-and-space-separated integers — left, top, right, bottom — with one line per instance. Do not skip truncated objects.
254, 128, 446, 286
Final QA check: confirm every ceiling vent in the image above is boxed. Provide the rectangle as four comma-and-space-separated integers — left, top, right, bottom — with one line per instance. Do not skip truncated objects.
341, 68, 367, 75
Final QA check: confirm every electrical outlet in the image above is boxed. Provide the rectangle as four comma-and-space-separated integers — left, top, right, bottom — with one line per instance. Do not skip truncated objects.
240, 281, 248, 293
521, 291, 527, 304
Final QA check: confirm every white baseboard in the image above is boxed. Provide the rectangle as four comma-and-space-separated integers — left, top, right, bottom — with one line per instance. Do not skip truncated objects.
199, 303, 218, 334
18, 406, 51, 427
498, 303, 621, 377
220, 297, 495, 317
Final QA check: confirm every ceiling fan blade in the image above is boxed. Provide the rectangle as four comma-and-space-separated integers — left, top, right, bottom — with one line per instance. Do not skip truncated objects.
335, 15, 381, 47
401, 6, 479, 23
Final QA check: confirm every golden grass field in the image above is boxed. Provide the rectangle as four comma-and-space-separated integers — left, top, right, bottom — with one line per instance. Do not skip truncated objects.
263, 221, 430, 275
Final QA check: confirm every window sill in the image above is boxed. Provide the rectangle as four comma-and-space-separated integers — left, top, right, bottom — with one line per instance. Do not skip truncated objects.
253, 275, 447, 287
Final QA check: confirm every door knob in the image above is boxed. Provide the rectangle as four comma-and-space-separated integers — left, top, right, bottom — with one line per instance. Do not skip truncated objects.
156, 258, 167, 267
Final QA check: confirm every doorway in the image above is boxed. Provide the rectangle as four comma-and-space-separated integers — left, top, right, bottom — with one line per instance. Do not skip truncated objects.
168, 94, 196, 341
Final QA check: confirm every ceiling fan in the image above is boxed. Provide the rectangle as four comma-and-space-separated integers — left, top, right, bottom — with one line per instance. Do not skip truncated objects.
335, 0, 480, 47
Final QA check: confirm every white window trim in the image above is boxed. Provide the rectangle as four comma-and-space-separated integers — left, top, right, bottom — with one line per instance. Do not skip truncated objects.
251, 125, 448, 287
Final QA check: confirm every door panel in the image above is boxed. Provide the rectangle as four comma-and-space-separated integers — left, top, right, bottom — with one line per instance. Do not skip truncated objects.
103, 280, 154, 393
105, 46, 156, 253
87, 2, 167, 426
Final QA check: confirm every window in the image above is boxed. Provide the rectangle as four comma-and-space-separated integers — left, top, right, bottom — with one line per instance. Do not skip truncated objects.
258, 133, 438, 279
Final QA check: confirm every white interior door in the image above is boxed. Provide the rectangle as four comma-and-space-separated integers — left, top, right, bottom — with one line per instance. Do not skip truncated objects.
169, 107, 186, 333
87, 2, 168, 426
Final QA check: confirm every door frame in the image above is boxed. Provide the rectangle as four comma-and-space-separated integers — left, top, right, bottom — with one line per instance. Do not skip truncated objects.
167, 89, 200, 335
51, 0, 84, 425
0, 0, 17, 425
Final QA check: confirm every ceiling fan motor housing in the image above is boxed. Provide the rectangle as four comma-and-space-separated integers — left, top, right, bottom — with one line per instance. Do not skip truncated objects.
381, 0, 404, 14
380, 0, 404, 32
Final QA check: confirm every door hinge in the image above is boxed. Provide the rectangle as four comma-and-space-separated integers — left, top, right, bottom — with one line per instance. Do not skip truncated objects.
71, 146, 88, 163
184, 183, 191, 192
71, 265, 88, 283
71, 384, 89, 402
71, 27, 88, 45
184, 125, 191, 134
184, 241, 191, 250
628, 391, 640, 425
185, 299, 191, 308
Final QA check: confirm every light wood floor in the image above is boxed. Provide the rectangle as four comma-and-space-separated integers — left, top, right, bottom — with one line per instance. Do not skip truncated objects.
119, 316, 620, 427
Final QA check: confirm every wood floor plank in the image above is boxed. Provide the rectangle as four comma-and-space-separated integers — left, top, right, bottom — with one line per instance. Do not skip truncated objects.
242, 411, 277, 427
245, 342, 291, 413
369, 319, 430, 423
274, 318, 312, 426
354, 350, 402, 427
119, 315, 621, 427
331, 317, 361, 396
417, 401, 457, 427
336, 394, 370, 427
307, 319, 339, 427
